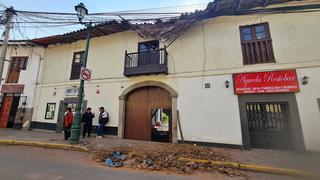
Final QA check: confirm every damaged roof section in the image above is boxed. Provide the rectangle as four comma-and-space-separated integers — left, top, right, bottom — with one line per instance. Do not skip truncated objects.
134, 0, 300, 45
30, 0, 311, 47
31, 20, 131, 47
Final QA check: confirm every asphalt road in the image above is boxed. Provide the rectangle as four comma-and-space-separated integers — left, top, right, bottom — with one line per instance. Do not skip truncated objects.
0, 145, 233, 180
0, 145, 302, 180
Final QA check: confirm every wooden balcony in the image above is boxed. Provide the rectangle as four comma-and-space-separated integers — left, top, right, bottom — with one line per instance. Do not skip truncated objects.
124, 48, 168, 77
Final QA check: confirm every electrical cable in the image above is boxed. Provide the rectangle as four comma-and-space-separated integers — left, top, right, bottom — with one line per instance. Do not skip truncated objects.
200, 21, 207, 88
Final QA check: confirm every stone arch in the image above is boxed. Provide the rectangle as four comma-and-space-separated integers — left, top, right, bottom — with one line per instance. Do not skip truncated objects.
118, 81, 178, 143
119, 81, 178, 100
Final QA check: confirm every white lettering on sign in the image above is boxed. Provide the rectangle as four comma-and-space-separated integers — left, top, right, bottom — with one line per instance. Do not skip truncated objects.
236, 73, 296, 86
237, 74, 262, 86
233, 70, 299, 94
263, 73, 296, 83
65, 87, 78, 96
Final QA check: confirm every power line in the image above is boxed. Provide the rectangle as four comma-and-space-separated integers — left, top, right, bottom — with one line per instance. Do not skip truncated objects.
15, 3, 207, 16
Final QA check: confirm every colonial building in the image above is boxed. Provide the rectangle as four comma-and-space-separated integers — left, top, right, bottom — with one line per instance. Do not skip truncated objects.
27, 0, 320, 152
0, 41, 44, 129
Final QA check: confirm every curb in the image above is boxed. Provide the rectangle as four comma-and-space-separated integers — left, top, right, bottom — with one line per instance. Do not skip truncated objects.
0, 139, 88, 152
179, 157, 319, 178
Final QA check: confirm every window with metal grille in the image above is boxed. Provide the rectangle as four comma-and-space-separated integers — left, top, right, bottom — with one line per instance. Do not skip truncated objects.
70, 51, 84, 80
239, 23, 275, 65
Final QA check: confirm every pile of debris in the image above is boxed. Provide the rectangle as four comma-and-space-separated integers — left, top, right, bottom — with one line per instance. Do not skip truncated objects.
90, 143, 245, 176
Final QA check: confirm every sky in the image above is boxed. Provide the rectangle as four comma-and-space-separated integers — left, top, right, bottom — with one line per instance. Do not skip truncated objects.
0, 0, 212, 39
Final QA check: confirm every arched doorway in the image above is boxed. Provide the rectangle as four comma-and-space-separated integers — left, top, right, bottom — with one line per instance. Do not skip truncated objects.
125, 86, 172, 142
118, 81, 178, 143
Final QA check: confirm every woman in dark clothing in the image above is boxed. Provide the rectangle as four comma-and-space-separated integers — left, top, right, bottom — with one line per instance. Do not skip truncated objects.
64, 107, 73, 140
82, 107, 95, 138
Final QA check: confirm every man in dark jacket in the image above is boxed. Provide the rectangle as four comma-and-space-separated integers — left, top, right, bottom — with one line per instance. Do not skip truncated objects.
82, 107, 95, 138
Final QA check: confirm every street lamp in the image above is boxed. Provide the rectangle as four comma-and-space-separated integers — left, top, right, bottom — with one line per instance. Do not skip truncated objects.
69, 3, 92, 144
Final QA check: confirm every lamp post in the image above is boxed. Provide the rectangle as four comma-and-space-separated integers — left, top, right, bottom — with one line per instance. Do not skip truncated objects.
69, 3, 92, 144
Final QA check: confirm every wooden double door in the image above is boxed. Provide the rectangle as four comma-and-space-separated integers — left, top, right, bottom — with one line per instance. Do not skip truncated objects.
0, 95, 20, 128
125, 87, 172, 142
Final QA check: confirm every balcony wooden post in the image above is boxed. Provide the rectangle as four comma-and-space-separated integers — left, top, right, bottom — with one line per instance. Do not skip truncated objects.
164, 45, 168, 65
124, 50, 128, 70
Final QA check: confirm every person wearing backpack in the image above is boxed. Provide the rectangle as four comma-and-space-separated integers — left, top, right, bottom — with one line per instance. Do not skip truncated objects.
97, 107, 109, 138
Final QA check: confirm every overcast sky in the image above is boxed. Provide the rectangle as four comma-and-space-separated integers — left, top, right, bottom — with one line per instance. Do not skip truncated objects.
0, 0, 212, 39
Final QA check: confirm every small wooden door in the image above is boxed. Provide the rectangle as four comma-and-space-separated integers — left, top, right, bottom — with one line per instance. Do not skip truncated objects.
125, 87, 171, 141
0, 96, 14, 128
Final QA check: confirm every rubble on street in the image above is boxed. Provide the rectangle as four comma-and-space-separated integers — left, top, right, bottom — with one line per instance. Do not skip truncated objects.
90, 143, 245, 177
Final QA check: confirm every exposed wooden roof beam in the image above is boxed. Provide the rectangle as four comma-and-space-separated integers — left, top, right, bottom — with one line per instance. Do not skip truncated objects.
96, 27, 108, 35
214, 0, 221, 12
237, 0, 244, 11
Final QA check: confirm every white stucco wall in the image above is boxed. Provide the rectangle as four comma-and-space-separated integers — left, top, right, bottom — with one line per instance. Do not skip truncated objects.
32, 1, 320, 149
33, 75, 178, 127
178, 75, 242, 145
295, 67, 320, 151
0, 45, 44, 109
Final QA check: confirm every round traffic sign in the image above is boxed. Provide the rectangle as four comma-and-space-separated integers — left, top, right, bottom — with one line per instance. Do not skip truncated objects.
80, 68, 92, 81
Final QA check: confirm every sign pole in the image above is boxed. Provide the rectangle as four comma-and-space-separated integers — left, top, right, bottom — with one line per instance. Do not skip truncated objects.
69, 25, 91, 144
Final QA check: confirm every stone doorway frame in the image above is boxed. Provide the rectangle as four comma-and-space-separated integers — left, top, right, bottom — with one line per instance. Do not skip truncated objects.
118, 81, 178, 143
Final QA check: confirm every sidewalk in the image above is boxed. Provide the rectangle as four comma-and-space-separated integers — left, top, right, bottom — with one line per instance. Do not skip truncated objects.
0, 129, 319, 173
0, 129, 159, 149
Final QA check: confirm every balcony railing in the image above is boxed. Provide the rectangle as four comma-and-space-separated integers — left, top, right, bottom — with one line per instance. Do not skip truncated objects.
124, 48, 168, 77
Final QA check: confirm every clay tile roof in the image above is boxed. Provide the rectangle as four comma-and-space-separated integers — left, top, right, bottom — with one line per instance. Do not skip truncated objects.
30, 0, 303, 46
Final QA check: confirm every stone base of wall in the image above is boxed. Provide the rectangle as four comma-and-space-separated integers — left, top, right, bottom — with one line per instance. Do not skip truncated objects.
178, 140, 243, 149
30, 121, 118, 136
30, 122, 56, 131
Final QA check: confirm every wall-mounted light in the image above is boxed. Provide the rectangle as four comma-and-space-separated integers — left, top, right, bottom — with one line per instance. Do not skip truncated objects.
302, 76, 309, 85
53, 88, 57, 96
225, 80, 230, 88
96, 85, 100, 94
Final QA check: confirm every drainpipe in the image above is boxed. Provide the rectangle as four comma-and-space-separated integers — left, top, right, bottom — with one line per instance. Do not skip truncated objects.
24, 47, 44, 130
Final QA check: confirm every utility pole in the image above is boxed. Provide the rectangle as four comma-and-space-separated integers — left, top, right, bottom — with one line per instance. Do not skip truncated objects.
0, 7, 15, 86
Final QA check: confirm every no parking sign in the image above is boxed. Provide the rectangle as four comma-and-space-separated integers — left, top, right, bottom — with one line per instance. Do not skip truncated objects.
80, 67, 92, 81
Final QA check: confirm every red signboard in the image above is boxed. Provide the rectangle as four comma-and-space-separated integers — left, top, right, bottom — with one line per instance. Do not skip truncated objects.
1, 84, 25, 94
233, 70, 299, 94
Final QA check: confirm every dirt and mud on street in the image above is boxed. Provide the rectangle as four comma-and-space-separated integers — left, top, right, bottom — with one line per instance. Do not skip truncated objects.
91, 143, 246, 177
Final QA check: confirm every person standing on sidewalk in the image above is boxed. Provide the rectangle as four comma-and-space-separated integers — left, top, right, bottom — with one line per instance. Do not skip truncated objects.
82, 107, 95, 138
97, 107, 109, 138
64, 107, 73, 140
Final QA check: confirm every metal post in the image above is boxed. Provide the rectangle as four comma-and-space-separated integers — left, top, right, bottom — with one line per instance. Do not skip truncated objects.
69, 25, 91, 144
0, 7, 15, 86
